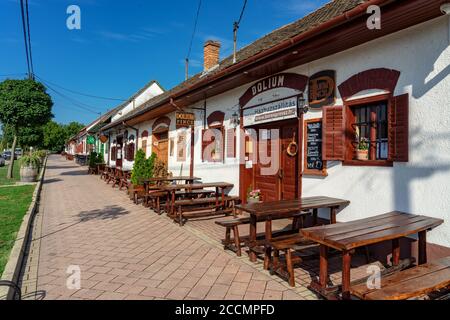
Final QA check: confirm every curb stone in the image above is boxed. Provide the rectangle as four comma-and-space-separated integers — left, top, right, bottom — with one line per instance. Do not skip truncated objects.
0, 156, 48, 300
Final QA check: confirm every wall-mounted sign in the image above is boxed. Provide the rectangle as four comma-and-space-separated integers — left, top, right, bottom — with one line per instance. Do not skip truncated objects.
176, 112, 195, 128
239, 73, 308, 108
308, 70, 336, 109
99, 135, 108, 143
242, 96, 298, 127
303, 119, 327, 176
86, 136, 96, 145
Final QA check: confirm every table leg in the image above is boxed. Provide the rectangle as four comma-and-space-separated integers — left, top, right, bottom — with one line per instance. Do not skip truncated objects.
319, 245, 328, 289
221, 187, 225, 207
171, 191, 175, 216
249, 214, 257, 262
418, 231, 427, 265
215, 187, 219, 207
341, 250, 352, 300
392, 238, 400, 266
330, 207, 337, 224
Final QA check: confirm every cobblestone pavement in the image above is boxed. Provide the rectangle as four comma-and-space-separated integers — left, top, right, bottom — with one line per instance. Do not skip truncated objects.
18, 156, 379, 300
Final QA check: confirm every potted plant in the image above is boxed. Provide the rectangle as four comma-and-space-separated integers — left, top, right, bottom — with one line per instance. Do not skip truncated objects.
19, 154, 40, 182
247, 187, 262, 204
130, 150, 156, 202
356, 138, 369, 161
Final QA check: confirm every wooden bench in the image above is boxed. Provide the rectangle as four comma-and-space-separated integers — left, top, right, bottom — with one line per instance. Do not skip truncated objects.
175, 196, 239, 226
266, 234, 319, 286
215, 212, 307, 257
350, 256, 450, 300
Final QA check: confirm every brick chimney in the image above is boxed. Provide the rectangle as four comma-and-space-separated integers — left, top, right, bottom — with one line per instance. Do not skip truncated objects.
203, 40, 221, 71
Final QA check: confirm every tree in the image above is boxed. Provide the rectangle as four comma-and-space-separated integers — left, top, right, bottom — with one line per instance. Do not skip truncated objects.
0, 79, 53, 179
42, 121, 66, 152
65, 121, 84, 140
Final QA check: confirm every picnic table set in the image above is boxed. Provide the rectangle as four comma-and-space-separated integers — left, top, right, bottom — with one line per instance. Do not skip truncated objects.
93, 165, 448, 300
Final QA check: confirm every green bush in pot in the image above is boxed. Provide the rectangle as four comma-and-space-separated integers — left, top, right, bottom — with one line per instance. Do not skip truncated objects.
19, 154, 41, 182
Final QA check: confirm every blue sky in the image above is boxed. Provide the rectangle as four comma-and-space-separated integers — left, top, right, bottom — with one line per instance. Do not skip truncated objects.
0, 0, 329, 125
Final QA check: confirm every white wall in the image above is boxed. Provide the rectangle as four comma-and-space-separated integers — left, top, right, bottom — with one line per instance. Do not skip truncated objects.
174, 16, 449, 247
115, 16, 450, 248
111, 82, 164, 122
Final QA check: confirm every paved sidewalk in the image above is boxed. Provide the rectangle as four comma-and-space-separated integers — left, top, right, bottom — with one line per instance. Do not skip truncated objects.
18, 156, 317, 300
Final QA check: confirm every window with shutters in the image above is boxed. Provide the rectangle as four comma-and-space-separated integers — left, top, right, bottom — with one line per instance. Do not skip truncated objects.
111, 146, 117, 161
351, 101, 388, 161
322, 93, 409, 166
202, 126, 224, 162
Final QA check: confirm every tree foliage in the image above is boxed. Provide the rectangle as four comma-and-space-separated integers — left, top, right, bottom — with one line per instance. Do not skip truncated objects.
0, 79, 53, 131
0, 79, 53, 179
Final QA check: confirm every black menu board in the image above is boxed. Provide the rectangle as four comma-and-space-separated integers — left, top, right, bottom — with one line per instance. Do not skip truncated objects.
304, 119, 327, 175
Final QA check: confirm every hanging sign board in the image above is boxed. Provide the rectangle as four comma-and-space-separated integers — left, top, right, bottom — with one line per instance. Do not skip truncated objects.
86, 136, 96, 145
242, 96, 298, 127
99, 135, 108, 143
303, 119, 327, 176
176, 112, 195, 128
308, 70, 336, 109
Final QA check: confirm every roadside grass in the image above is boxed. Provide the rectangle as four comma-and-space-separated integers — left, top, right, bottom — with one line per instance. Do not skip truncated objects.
0, 185, 35, 277
0, 162, 21, 186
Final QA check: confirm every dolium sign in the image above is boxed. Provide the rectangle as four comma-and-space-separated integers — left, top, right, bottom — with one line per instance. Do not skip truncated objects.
242, 96, 298, 127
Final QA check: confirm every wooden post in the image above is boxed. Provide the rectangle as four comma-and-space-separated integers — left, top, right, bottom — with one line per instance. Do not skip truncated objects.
392, 238, 400, 266
190, 126, 195, 177
341, 250, 352, 300
418, 231, 427, 265
249, 214, 257, 262
319, 245, 328, 288
330, 207, 337, 224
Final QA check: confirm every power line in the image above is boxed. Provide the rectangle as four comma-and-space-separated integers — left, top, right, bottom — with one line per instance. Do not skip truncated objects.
233, 0, 248, 63
19, 0, 31, 78
36, 77, 103, 115
185, 0, 202, 80
236, 0, 248, 26
25, 0, 34, 77
35, 74, 127, 102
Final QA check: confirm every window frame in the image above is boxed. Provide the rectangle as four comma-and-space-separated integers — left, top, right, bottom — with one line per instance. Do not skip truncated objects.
202, 124, 225, 163
342, 93, 393, 167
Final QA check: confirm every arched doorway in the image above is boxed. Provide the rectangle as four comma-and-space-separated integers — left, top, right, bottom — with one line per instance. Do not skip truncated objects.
152, 116, 171, 165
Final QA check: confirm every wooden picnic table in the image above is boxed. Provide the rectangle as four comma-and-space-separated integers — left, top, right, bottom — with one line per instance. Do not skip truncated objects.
144, 176, 201, 185
300, 211, 444, 299
236, 196, 350, 262
161, 182, 234, 216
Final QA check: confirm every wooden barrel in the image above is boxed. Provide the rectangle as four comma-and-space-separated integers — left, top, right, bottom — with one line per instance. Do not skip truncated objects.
20, 166, 38, 182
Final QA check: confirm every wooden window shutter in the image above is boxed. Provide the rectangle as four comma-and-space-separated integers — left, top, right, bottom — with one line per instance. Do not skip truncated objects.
226, 128, 236, 158
388, 93, 409, 162
322, 106, 345, 160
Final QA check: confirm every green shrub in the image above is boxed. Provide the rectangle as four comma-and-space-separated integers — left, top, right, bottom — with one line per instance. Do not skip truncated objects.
33, 150, 47, 159
96, 152, 104, 164
131, 149, 146, 185
88, 152, 98, 168
146, 152, 157, 178
20, 155, 40, 168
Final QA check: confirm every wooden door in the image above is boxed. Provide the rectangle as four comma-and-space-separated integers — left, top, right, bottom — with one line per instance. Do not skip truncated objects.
116, 136, 123, 168
251, 122, 299, 202
280, 125, 298, 200
254, 130, 280, 202
153, 131, 169, 165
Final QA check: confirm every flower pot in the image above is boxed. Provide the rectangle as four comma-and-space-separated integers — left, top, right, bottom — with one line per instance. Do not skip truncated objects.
356, 150, 369, 161
247, 197, 261, 204
20, 166, 38, 182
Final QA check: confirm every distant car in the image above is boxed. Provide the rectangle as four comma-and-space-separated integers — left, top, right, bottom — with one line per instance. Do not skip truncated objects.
2, 150, 17, 160
0, 156, 5, 167
2, 151, 12, 160
15, 148, 23, 157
